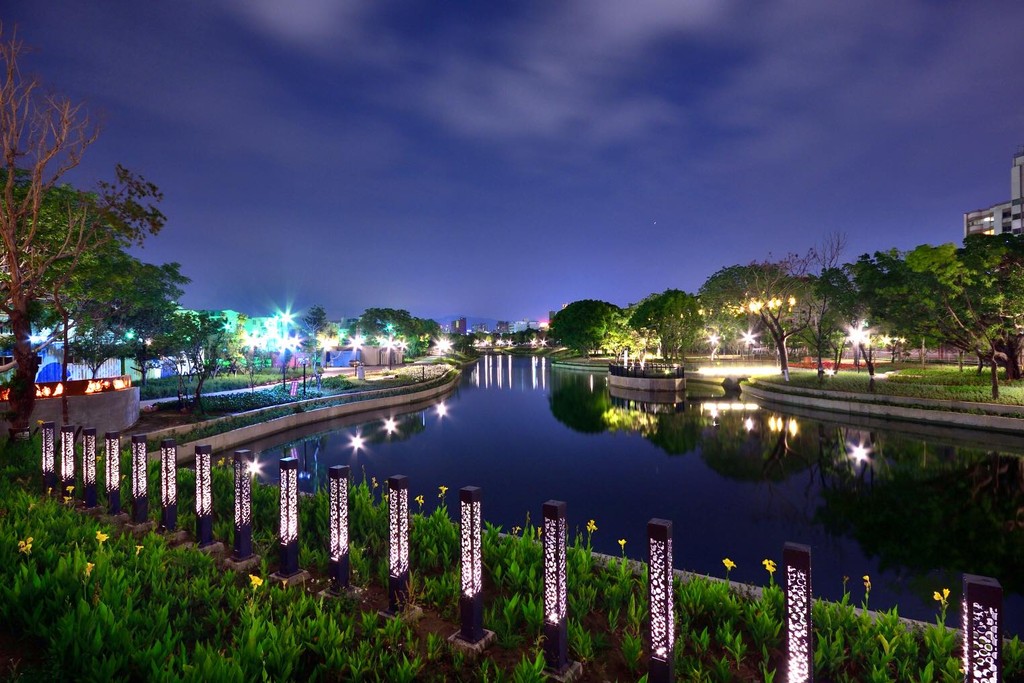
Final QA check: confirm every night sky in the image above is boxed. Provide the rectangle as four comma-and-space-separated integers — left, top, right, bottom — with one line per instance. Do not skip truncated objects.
7, 2, 1024, 322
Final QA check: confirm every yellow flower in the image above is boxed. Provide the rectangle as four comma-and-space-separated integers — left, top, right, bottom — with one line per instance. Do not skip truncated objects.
762, 559, 776, 575
723, 558, 736, 572
933, 587, 950, 608
66, 485, 75, 494
85, 562, 95, 577
47, 487, 53, 497
512, 526, 522, 535
62, 496, 71, 505
249, 574, 264, 590
586, 519, 597, 533
415, 494, 424, 507
96, 531, 108, 545
135, 545, 144, 556
438, 485, 448, 499
217, 457, 226, 468
618, 538, 626, 550
18, 537, 33, 555
371, 477, 378, 489
863, 575, 871, 592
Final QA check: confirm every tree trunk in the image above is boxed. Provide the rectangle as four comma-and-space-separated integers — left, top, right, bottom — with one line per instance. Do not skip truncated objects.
61, 311, 70, 424
991, 357, 1000, 399
7, 306, 37, 433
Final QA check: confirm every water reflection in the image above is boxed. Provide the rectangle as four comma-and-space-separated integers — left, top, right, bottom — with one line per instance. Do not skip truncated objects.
235, 356, 1024, 632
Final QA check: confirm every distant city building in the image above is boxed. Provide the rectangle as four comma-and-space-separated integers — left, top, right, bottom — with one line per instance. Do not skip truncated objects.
964, 147, 1024, 237
472, 322, 489, 334
495, 321, 510, 334
511, 319, 541, 333
452, 317, 467, 335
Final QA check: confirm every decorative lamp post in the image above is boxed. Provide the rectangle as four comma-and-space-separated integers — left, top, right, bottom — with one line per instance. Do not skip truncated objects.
328, 465, 350, 592
386, 474, 410, 614
104, 431, 121, 514
459, 486, 484, 643
130, 434, 148, 524
232, 450, 254, 561
542, 500, 570, 674
60, 424, 76, 496
278, 456, 300, 577
41, 421, 56, 492
160, 439, 177, 531
194, 445, 214, 547
962, 574, 1002, 682
784, 542, 813, 683
81, 428, 98, 509
648, 519, 674, 682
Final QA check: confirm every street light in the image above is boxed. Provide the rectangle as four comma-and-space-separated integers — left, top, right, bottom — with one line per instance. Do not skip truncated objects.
741, 330, 757, 361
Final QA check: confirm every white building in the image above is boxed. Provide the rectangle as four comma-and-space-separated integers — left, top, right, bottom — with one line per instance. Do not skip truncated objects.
964, 147, 1024, 237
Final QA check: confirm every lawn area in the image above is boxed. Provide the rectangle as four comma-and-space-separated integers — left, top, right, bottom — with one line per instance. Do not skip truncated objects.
756, 366, 1024, 406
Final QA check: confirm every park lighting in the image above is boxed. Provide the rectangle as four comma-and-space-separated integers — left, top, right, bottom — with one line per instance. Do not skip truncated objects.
104, 431, 121, 514
41, 421, 56, 492
542, 500, 570, 674
383, 418, 398, 435
458, 487, 485, 644
648, 519, 675, 683
848, 441, 871, 466
195, 445, 214, 547
386, 475, 411, 614
741, 329, 757, 350
160, 439, 178, 531
784, 543, 813, 683
328, 465, 350, 592
436, 402, 447, 418
60, 425, 76, 495
82, 428, 97, 509
278, 456, 300, 577
131, 434, 148, 524
435, 337, 453, 355
962, 574, 1002, 682
233, 450, 254, 561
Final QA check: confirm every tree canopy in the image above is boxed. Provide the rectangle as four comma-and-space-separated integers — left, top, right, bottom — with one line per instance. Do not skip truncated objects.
549, 299, 621, 356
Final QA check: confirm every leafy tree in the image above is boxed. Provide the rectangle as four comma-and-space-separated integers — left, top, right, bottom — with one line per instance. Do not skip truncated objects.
114, 260, 189, 385
549, 299, 621, 357
628, 289, 702, 361
162, 310, 237, 412
301, 304, 334, 368
0, 30, 164, 430
355, 307, 439, 357
699, 256, 813, 380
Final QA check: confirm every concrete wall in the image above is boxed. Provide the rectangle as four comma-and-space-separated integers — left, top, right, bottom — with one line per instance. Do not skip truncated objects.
0, 388, 139, 435
146, 373, 460, 462
608, 374, 685, 393
742, 381, 1024, 435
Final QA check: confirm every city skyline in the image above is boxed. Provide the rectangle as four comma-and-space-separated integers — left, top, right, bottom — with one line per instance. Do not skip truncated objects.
6, 1, 1024, 321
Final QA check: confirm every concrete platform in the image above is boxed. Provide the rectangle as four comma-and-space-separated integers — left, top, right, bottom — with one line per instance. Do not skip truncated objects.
544, 661, 583, 682
124, 520, 156, 537
269, 569, 311, 588
377, 605, 423, 622
223, 554, 261, 573
447, 629, 496, 660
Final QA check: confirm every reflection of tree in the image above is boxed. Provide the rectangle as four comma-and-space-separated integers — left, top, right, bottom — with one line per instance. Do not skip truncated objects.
699, 412, 813, 482
816, 433, 1024, 592
646, 413, 702, 455
549, 373, 611, 434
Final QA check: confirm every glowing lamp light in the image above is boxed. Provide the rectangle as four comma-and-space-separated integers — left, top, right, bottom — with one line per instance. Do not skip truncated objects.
278, 456, 300, 577
648, 519, 674, 682
160, 439, 178, 531
542, 500, 570, 673
60, 425, 76, 495
232, 450, 255, 561
458, 486, 484, 644
40, 421, 56, 492
383, 417, 398, 435
194, 445, 214, 547
783, 542, 813, 683
328, 465, 350, 592
81, 428, 98, 509
104, 431, 121, 514
386, 474, 411, 614
962, 574, 1002, 682
437, 402, 447, 418
130, 434, 148, 524
349, 433, 366, 452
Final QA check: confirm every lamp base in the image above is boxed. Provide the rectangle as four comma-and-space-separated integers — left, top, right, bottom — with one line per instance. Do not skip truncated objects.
447, 628, 496, 660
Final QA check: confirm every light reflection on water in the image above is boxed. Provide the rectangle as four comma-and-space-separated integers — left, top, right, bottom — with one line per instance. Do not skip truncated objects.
237, 355, 1024, 633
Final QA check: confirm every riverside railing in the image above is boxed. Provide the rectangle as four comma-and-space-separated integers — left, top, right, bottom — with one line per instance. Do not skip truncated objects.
608, 362, 685, 379
39, 426, 1008, 681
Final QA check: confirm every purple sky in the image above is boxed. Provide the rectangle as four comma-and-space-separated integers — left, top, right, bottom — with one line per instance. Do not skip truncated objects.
8, 1, 1024, 322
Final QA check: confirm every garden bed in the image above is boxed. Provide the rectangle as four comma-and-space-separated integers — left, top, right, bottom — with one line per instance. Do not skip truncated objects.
2, 437, 1021, 681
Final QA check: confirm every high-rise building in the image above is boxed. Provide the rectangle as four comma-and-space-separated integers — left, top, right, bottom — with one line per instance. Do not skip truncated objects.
495, 321, 510, 334
964, 147, 1024, 237
452, 317, 467, 335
